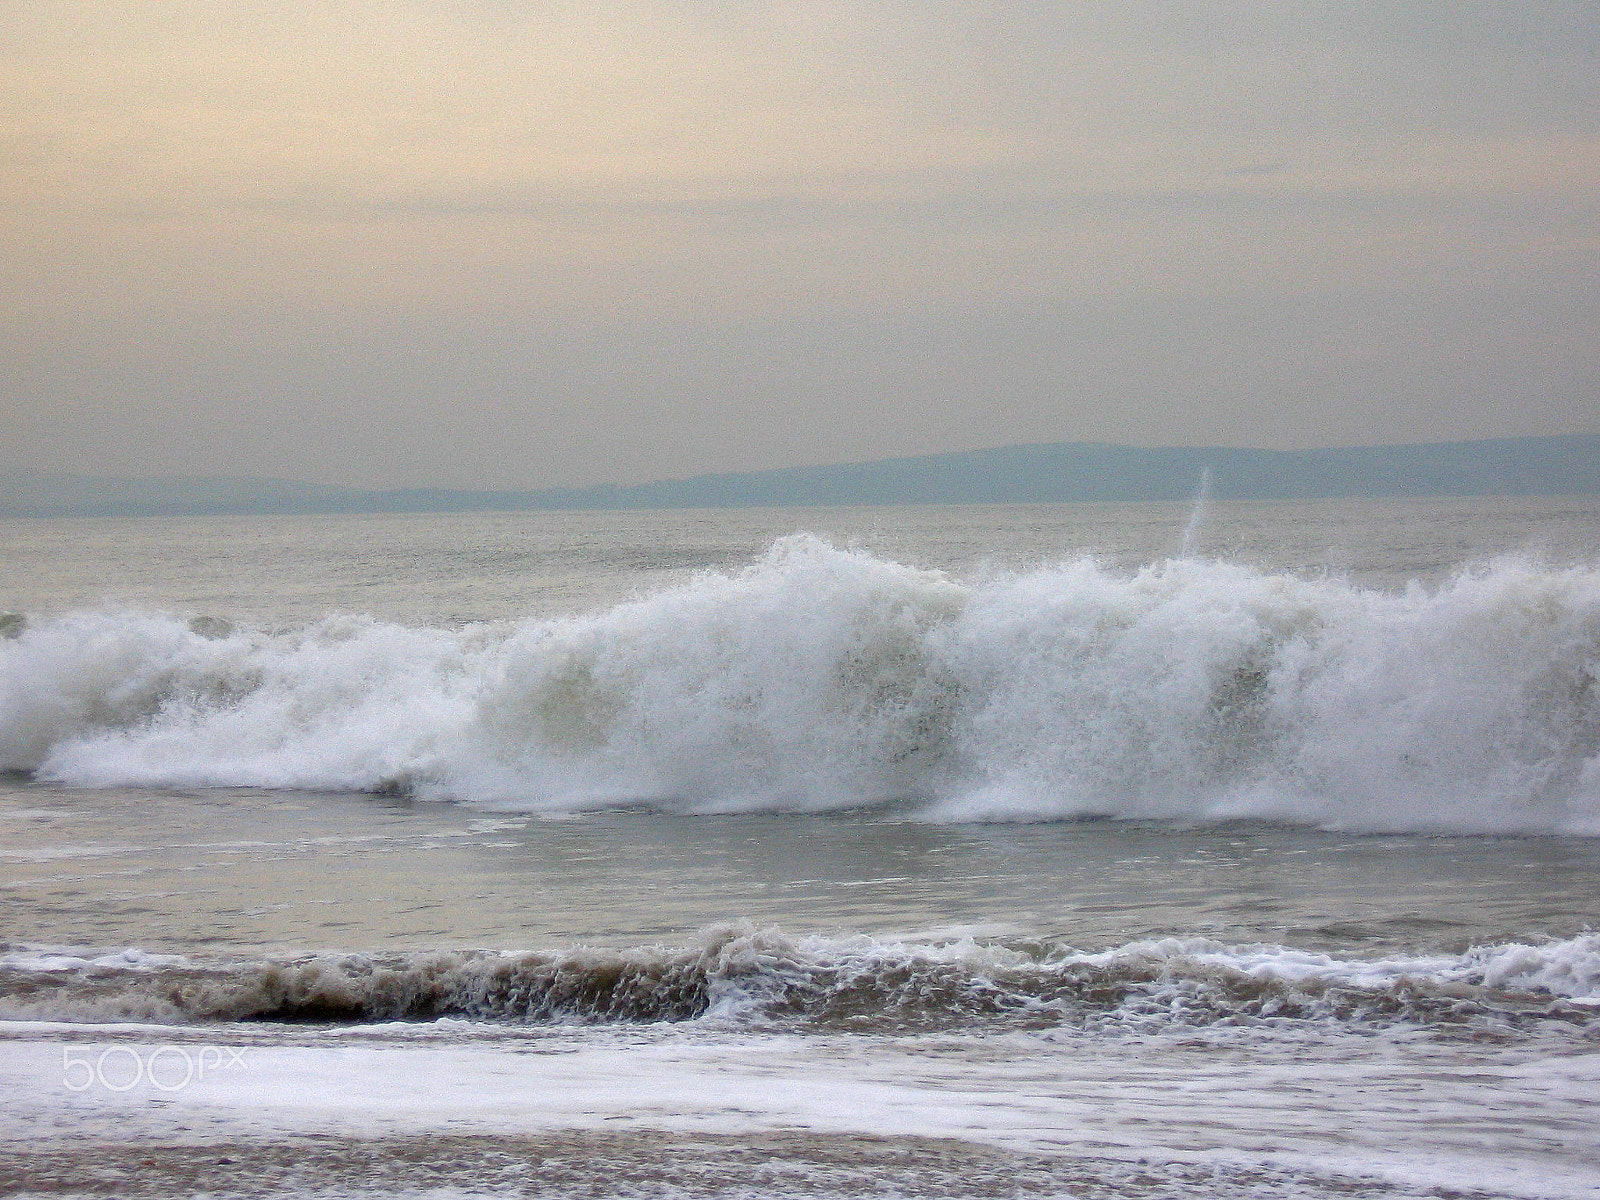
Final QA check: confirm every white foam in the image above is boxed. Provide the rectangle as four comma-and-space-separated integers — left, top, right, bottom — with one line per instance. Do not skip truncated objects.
4, 536, 1600, 834
2, 1023, 1597, 1199
1072, 932, 1600, 1001
0, 945, 191, 973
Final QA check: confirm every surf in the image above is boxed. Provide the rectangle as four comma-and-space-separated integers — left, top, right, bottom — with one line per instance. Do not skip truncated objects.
3, 927, 1596, 1033
2, 534, 1598, 834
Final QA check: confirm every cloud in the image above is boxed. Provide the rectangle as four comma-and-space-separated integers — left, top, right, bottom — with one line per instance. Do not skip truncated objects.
8, 1, 1595, 221
0, 1, 1595, 486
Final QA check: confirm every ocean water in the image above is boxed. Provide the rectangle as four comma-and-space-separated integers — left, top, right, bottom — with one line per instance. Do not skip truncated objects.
2, 498, 1599, 1199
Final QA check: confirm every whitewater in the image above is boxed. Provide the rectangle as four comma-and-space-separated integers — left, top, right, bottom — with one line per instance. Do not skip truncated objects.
3, 499, 1600, 1199
4, 532, 1600, 833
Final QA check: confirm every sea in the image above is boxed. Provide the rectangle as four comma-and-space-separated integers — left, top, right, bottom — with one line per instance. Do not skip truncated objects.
1, 497, 1598, 1199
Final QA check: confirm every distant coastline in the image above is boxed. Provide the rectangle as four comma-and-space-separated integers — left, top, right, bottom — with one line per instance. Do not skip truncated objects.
3, 435, 1598, 518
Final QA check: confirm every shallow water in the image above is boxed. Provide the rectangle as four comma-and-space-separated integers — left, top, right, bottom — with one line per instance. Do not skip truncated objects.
4, 783, 1600, 954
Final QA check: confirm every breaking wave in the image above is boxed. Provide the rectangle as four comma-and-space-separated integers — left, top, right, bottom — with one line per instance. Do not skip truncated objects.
3, 535, 1600, 834
3, 927, 1597, 1035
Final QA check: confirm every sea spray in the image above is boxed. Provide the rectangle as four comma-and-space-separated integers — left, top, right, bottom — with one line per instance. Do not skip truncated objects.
3, 535, 1599, 834
1178, 467, 1212, 559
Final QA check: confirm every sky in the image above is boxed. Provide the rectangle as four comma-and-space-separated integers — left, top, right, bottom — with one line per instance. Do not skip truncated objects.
2, 1, 1597, 490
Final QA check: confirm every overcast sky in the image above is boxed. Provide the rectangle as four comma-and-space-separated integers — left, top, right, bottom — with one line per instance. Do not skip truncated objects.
3, 1, 1597, 489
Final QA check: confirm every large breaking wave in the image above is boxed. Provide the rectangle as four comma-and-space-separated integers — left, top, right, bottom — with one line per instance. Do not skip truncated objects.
3, 535, 1599, 834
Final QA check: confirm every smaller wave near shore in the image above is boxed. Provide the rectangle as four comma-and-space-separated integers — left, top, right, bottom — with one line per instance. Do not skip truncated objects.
3, 926, 1596, 1038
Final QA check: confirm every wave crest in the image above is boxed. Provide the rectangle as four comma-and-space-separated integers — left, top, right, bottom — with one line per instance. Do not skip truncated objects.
4, 536, 1600, 833
3, 927, 1596, 1034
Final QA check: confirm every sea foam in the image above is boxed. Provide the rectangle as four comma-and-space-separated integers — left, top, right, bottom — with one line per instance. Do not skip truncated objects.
3, 535, 1598, 834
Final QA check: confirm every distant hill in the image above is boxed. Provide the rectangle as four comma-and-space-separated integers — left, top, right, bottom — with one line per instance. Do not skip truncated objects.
3, 435, 1598, 518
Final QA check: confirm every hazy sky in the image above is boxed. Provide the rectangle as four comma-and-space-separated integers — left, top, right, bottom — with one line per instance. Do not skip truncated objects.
3, 1, 1597, 489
